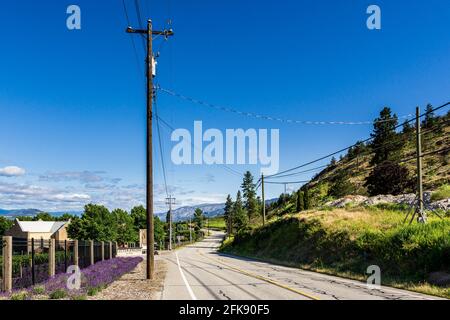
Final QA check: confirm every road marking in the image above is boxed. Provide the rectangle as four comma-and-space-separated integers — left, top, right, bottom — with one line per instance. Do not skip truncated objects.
200, 252, 320, 300
176, 252, 197, 300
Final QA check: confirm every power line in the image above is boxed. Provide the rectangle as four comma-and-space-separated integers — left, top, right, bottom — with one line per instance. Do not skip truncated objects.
122, 0, 144, 79
265, 180, 309, 185
265, 165, 329, 180
158, 86, 416, 126
134, 0, 147, 50
154, 97, 169, 198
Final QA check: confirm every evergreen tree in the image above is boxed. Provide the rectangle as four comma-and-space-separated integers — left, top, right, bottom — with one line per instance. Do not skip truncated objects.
303, 187, 310, 210
423, 104, 437, 129
370, 107, 400, 165
296, 190, 304, 212
241, 171, 257, 219
330, 157, 337, 166
233, 191, 248, 232
193, 208, 205, 229
223, 195, 234, 236
402, 120, 414, 135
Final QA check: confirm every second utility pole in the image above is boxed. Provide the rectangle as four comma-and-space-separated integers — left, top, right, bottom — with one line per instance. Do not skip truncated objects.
415, 106, 426, 223
261, 174, 266, 226
126, 20, 174, 280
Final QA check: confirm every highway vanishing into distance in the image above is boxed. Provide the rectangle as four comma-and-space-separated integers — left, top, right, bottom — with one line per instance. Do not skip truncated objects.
157, 231, 443, 300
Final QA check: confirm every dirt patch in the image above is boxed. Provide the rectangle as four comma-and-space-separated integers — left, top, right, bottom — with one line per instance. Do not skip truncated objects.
89, 258, 167, 300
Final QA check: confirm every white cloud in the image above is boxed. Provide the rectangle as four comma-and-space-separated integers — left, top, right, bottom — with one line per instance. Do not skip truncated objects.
0, 166, 26, 177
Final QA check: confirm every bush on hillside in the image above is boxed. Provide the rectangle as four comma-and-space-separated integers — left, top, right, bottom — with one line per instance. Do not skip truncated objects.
365, 161, 414, 196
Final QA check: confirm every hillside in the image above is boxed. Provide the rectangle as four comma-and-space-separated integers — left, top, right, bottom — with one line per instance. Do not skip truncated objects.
299, 111, 449, 209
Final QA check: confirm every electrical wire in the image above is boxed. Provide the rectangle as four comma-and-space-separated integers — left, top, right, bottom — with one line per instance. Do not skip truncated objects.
154, 97, 170, 198
122, 0, 145, 80
157, 86, 417, 126
266, 102, 450, 178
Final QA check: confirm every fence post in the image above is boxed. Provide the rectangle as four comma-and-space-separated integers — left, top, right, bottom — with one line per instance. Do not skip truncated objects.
74, 240, 79, 266
109, 241, 112, 259
49, 239, 55, 277
31, 238, 35, 285
2, 236, 12, 293
101, 241, 105, 261
90, 240, 94, 266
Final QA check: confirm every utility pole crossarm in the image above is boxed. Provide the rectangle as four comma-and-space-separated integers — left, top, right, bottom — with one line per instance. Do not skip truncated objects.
126, 26, 174, 37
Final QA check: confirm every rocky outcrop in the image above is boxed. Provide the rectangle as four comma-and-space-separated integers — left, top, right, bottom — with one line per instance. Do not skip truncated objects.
325, 192, 450, 211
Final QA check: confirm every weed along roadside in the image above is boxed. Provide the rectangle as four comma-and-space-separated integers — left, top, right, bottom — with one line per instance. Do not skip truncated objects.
220, 207, 450, 299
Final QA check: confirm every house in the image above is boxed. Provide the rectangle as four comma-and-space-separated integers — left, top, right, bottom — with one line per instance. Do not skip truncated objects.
5, 219, 70, 242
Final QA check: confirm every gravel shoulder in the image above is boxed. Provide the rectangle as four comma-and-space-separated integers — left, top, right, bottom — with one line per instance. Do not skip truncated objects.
90, 258, 167, 300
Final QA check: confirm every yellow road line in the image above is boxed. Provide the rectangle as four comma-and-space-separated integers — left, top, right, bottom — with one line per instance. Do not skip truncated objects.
200, 251, 320, 300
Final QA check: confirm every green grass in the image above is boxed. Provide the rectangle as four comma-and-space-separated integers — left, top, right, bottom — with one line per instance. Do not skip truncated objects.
221, 207, 450, 299
431, 184, 450, 202
207, 216, 227, 231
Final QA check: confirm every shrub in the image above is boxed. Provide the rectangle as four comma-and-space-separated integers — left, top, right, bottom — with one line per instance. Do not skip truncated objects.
49, 289, 67, 300
87, 287, 100, 296
365, 161, 413, 196
10, 291, 28, 301
33, 286, 46, 295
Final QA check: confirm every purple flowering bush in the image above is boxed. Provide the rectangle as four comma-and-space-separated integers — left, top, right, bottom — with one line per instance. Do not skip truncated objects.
0, 257, 143, 300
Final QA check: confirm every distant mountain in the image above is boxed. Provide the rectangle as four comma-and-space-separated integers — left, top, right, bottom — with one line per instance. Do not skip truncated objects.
155, 199, 279, 222
0, 209, 82, 219
156, 203, 225, 222
0, 208, 44, 218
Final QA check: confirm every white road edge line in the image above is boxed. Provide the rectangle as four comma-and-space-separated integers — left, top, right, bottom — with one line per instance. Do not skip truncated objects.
176, 252, 197, 300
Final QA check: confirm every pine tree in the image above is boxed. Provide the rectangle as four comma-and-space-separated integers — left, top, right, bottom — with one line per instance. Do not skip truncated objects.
423, 104, 437, 129
296, 190, 304, 212
402, 120, 414, 134
330, 157, 337, 166
233, 191, 248, 232
223, 195, 234, 236
370, 107, 401, 165
303, 187, 310, 210
241, 171, 257, 219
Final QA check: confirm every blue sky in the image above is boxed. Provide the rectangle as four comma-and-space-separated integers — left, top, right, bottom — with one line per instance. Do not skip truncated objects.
0, 0, 449, 212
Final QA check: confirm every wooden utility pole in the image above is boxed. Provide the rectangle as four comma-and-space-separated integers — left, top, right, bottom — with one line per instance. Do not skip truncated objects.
126, 20, 174, 279
416, 107, 426, 223
166, 196, 176, 250
261, 174, 266, 226
189, 216, 193, 243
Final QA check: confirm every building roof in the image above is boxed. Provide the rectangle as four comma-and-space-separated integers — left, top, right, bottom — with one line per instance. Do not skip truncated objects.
16, 220, 68, 233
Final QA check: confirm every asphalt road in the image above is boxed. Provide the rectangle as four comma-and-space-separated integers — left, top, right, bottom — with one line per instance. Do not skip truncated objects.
158, 231, 444, 300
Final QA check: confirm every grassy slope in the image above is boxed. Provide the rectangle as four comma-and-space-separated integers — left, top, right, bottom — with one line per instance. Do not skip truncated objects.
221, 207, 450, 298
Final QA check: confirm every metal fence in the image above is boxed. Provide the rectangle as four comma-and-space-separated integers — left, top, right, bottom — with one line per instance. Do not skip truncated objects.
1, 238, 117, 292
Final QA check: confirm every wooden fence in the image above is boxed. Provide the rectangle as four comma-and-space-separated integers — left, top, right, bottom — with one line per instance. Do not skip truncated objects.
1, 236, 118, 293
